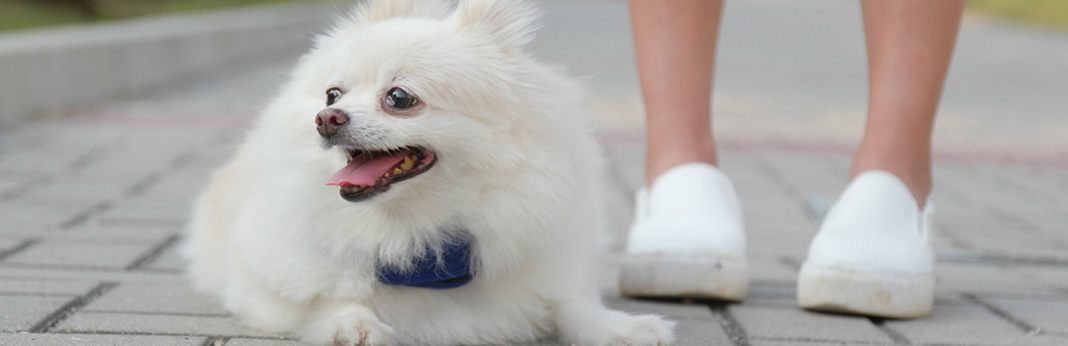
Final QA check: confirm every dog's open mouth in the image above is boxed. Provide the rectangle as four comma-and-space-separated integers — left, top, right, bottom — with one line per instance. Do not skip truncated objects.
325, 147, 437, 202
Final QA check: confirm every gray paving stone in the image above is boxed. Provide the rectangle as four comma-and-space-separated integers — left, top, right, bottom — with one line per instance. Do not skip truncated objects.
225, 339, 307, 346
3, 241, 153, 270
19, 180, 129, 201
1013, 266, 1068, 290
750, 341, 884, 346
0, 153, 79, 175
97, 198, 190, 224
88, 215, 185, 231
1017, 335, 1068, 346
54, 312, 277, 337
40, 226, 174, 244
885, 304, 1027, 345
0, 204, 84, 234
0, 240, 21, 254
0, 295, 69, 332
0, 180, 21, 196
0, 278, 97, 295
731, 175, 793, 197
0, 333, 206, 345
146, 249, 185, 272
674, 320, 734, 346
603, 297, 715, 321
961, 235, 1068, 260
747, 256, 799, 284
936, 262, 1060, 296
730, 305, 893, 343
743, 284, 797, 308
6, 194, 103, 211
982, 297, 1068, 335
83, 283, 229, 315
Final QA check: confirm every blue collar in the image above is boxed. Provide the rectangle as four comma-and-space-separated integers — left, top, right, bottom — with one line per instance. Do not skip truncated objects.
376, 238, 473, 289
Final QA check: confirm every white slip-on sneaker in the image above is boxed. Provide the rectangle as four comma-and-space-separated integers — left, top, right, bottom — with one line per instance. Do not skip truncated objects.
797, 170, 935, 319
620, 163, 748, 301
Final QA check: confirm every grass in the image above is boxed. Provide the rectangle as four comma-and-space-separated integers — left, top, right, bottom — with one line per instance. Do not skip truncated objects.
968, 0, 1068, 30
3, 1, 1067, 33
0, 1, 90, 32
0, 0, 306, 32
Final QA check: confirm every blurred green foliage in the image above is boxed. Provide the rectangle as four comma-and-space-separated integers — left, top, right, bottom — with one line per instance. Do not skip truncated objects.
0, 0, 302, 32
3, 0, 1068, 33
969, 0, 1068, 30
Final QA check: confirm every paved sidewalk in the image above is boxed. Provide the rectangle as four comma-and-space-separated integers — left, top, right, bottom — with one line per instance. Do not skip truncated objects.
2, 1, 1068, 345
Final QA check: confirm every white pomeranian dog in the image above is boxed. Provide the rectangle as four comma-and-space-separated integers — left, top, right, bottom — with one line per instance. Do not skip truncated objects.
181, 0, 675, 345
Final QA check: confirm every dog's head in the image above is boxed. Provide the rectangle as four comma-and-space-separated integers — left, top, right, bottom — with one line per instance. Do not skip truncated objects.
285, 0, 552, 203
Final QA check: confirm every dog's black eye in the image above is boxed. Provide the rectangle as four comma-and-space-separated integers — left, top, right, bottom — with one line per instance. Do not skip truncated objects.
385, 87, 417, 110
326, 88, 343, 106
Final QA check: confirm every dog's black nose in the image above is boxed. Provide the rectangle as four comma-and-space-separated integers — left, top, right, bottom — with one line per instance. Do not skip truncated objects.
315, 108, 348, 137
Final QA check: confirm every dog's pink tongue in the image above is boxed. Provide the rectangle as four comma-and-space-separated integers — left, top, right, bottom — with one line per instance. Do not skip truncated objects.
326, 150, 411, 186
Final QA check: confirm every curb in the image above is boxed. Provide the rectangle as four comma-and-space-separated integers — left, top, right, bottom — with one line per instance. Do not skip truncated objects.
0, 2, 331, 128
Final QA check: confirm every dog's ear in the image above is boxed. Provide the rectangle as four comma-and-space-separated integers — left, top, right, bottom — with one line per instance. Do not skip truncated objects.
453, 0, 541, 51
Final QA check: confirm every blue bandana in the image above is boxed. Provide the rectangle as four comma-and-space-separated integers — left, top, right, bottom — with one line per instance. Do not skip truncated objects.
376, 239, 473, 289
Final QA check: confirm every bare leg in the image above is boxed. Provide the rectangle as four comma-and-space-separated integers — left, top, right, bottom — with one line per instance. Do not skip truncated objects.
630, 0, 724, 187
853, 0, 964, 207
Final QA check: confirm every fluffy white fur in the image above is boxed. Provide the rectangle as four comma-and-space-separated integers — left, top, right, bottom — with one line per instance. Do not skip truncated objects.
180, 0, 675, 345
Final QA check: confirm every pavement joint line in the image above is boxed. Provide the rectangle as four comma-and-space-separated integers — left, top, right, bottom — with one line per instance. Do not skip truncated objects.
749, 280, 796, 288
869, 317, 913, 345
59, 201, 113, 230
169, 150, 200, 171
29, 281, 118, 333
754, 159, 799, 197
48, 329, 296, 340
962, 294, 1042, 336
35, 235, 164, 245
709, 304, 750, 346
124, 172, 164, 197
748, 336, 896, 345
201, 336, 231, 346
967, 291, 1068, 302
937, 250, 1068, 268
0, 262, 181, 273
0, 292, 79, 298
98, 217, 186, 228
82, 310, 232, 318
0, 238, 39, 262
802, 194, 832, 223
933, 225, 972, 250
0, 275, 95, 282
125, 234, 181, 271
66, 146, 112, 172
121, 146, 200, 199
0, 176, 52, 203
776, 256, 801, 271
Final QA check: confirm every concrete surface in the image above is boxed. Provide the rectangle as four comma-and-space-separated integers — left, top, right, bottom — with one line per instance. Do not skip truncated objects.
1, 0, 1067, 345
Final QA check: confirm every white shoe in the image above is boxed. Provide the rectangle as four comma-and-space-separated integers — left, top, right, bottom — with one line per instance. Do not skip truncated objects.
797, 170, 935, 319
619, 163, 748, 301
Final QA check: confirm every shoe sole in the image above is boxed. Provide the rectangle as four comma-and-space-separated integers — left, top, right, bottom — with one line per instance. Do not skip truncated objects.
620, 253, 748, 301
797, 263, 934, 319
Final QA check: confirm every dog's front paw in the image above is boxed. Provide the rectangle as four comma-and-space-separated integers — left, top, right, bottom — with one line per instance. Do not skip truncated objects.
601, 314, 675, 346
301, 305, 395, 346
